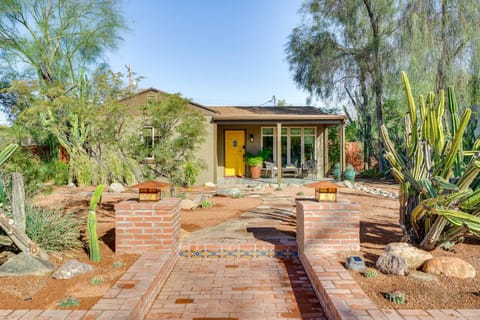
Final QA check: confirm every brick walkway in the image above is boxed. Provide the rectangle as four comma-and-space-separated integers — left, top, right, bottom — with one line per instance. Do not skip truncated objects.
146, 258, 327, 320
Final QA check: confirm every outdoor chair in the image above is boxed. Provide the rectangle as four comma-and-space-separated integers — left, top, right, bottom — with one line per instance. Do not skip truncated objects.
301, 159, 317, 178
262, 161, 277, 178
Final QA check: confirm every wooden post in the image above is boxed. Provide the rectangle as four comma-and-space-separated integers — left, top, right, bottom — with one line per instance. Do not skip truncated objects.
11, 173, 26, 232
276, 123, 282, 184
340, 122, 346, 180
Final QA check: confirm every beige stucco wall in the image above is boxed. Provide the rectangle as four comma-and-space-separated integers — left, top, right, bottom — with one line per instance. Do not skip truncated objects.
195, 116, 216, 185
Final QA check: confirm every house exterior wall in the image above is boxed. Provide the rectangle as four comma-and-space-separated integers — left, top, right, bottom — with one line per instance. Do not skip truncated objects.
195, 116, 215, 185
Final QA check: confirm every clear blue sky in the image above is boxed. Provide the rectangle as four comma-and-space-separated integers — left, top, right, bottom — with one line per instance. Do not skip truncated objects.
106, 0, 309, 106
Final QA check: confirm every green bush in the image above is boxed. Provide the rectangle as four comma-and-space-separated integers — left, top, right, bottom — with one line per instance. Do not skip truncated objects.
26, 206, 82, 253
200, 199, 214, 208
90, 275, 105, 286
58, 296, 79, 307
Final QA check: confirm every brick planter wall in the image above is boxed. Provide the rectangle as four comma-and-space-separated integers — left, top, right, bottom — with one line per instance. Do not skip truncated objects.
115, 198, 181, 254
296, 200, 360, 253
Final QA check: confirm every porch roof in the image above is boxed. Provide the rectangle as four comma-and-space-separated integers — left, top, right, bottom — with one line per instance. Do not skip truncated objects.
209, 106, 346, 124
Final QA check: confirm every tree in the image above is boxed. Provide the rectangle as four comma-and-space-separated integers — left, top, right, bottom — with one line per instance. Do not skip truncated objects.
0, 0, 126, 97
140, 94, 207, 187
286, 0, 397, 172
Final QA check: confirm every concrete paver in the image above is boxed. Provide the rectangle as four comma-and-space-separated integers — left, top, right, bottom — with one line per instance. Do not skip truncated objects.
146, 258, 327, 320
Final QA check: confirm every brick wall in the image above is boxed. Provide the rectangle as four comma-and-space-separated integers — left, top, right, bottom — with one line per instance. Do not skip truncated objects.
115, 199, 181, 254
296, 200, 360, 252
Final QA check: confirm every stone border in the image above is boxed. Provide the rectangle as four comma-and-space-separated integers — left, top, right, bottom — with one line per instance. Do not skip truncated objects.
0, 249, 178, 320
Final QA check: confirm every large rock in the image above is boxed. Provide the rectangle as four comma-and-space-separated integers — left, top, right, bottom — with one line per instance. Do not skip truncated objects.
52, 259, 93, 279
180, 199, 197, 210
376, 252, 409, 276
215, 188, 242, 198
408, 271, 439, 283
109, 182, 125, 193
204, 182, 216, 188
0, 252, 55, 277
385, 242, 433, 269
422, 257, 476, 279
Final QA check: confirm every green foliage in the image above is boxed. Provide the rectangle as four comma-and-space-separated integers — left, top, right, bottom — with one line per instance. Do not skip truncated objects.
246, 155, 263, 167
200, 199, 214, 208
58, 296, 80, 307
87, 185, 104, 262
25, 206, 82, 253
90, 276, 105, 286
296, 191, 304, 196
381, 72, 480, 250
257, 149, 272, 161
362, 268, 378, 279
183, 161, 200, 187
112, 261, 124, 269
385, 289, 405, 305
177, 193, 187, 200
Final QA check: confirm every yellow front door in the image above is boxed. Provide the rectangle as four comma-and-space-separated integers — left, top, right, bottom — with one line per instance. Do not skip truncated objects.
225, 130, 245, 176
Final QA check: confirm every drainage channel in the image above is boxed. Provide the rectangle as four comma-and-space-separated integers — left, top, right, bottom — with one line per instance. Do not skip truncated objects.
146, 258, 326, 320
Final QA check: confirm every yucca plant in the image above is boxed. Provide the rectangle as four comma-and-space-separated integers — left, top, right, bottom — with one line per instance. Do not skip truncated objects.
381, 72, 480, 250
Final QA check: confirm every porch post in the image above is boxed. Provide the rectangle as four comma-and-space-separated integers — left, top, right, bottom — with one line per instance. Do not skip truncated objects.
323, 126, 329, 178
339, 122, 346, 180
213, 123, 218, 184
276, 122, 282, 184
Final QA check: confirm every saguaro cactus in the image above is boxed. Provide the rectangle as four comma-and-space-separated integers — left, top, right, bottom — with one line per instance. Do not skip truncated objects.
381, 72, 480, 250
88, 185, 104, 262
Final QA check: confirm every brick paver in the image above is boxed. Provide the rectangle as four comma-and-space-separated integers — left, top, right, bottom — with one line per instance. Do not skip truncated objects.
146, 258, 326, 320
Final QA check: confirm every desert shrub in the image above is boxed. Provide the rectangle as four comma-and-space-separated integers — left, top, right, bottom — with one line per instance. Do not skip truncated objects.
200, 199, 214, 208
90, 275, 105, 286
112, 261, 124, 269
26, 206, 82, 252
58, 296, 79, 307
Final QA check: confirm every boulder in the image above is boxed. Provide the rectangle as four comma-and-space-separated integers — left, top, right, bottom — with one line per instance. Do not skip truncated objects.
422, 257, 476, 279
180, 199, 197, 210
215, 188, 242, 198
52, 259, 93, 279
408, 271, 439, 283
204, 182, 216, 188
385, 242, 433, 269
0, 251, 15, 265
376, 252, 409, 276
0, 252, 55, 277
109, 182, 125, 193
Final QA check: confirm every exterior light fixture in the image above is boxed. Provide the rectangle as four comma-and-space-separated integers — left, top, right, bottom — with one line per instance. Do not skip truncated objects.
306, 181, 340, 202
249, 134, 254, 143
131, 180, 170, 202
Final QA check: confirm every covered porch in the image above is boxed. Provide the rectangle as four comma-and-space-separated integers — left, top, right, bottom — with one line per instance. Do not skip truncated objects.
209, 106, 347, 185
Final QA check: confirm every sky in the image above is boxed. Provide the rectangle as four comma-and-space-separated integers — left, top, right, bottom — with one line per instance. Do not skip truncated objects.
106, 0, 309, 107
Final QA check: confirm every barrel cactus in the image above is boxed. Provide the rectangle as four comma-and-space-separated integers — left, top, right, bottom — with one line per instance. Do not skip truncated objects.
385, 289, 405, 305
381, 72, 480, 250
87, 184, 104, 262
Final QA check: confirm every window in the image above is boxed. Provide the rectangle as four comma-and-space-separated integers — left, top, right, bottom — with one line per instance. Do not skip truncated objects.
142, 126, 160, 159
261, 127, 316, 167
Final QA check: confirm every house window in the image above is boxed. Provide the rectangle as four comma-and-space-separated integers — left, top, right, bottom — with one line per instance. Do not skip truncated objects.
261, 127, 316, 167
142, 126, 160, 158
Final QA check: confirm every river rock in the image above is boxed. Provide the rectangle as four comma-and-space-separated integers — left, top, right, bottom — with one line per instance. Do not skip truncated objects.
109, 182, 125, 193
422, 257, 476, 279
385, 242, 433, 269
0, 252, 55, 277
345, 256, 366, 271
376, 252, 408, 276
216, 188, 242, 198
180, 199, 197, 210
52, 259, 93, 279
204, 182, 216, 188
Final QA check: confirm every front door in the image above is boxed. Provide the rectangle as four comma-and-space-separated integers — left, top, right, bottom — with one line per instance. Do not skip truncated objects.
225, 130, 245, 176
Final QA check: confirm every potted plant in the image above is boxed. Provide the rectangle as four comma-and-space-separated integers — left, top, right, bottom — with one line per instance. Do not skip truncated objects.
246, 154, 264, 179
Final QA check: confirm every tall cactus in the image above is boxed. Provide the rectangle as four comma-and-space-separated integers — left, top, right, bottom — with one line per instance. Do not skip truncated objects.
381, 72, 480, 250
88, 184, 104, 262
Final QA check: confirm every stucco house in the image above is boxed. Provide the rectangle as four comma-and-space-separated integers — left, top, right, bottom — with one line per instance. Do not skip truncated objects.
121, 88, 347, 185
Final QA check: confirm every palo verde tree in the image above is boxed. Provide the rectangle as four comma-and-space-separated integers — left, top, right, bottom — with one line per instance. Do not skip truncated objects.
382, 72, 480, 250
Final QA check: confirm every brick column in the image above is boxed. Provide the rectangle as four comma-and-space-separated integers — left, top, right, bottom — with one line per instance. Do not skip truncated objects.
115, 198, 181, 254
296, 200, 360, 253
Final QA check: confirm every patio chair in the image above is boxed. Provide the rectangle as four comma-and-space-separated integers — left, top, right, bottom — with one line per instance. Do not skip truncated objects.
301, 159, 317, 178
262, 161, 277, 178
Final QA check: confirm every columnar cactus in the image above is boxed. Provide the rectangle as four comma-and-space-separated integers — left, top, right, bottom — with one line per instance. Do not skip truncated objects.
381, 72, 480, 250
88, 185, 104, 262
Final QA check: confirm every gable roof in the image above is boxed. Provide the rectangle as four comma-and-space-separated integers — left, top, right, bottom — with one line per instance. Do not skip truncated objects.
209, 106, 346, 123
119, 87, 218, 115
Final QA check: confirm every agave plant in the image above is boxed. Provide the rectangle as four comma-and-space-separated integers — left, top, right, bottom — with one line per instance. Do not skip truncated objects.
381, 72, 480, 250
